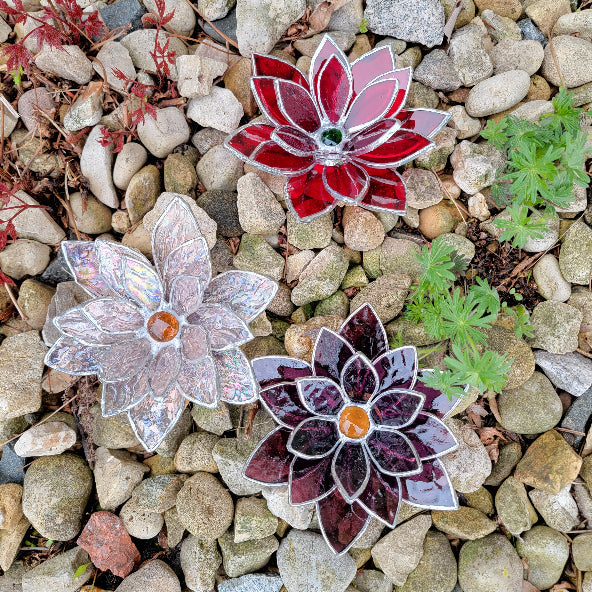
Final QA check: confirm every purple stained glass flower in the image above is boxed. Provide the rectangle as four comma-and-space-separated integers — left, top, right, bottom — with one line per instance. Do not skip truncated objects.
225, 34, 450, 222
244, 304, 462, 554
45, 197, 278, 452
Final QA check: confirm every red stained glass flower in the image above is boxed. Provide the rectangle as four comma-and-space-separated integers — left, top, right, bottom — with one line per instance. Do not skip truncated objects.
225, 35, 450, 221
244, 304, 463, 554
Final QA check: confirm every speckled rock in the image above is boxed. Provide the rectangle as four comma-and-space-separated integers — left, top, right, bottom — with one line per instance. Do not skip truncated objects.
450, 140, 506, 195
125, 165, 161, 225
218, 531, 279, 578
529, 300, 582, 354
350, 273, 411, 323
447, 105, 481, 140
553, 9, 592, 41
114, 559, 180, 592
529, 486, 579, 532
234, 234, 284, 281
343, 207, 385, 252
465, 70, 530, 117
35, 45, 93, 84
237, 173, 285, 235
0, 240, 51, 280
413, 49, 462, 91
198, 144, 245, 191
163, 152, 198, 196
533, 253, 571, 302
535, 350, 592, 396
286, 212, 333, 250
174, 432, 219, 474
88, 403, 140, 450
187, 86, 243, 133
80, 125, 118, 208
495, 476, 537, 536
69, 192, 112, 235
401, 169, 443, 209
137, 107, 190, 158
181, 535, 221, 592
261, 485, 314, 529
119, 498, 163, 539
541, 36, 592, 88
432, 507, 497, 540
14, 422, 76, 457
449, 23, 493, 87
233, 496, 278, 543
559, 220, 592, 284
94, 41, 136, 92
17, 279, 55, 331
489, 39, 545, 75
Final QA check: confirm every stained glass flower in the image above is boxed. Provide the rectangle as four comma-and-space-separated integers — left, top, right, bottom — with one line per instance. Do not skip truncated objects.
225, 34, 450, 221
244, 304, 462, 554
45, 197, 278, 451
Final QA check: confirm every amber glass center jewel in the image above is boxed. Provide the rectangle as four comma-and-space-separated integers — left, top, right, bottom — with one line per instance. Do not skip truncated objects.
147, 311, 179, 342
339, 406, 370, 439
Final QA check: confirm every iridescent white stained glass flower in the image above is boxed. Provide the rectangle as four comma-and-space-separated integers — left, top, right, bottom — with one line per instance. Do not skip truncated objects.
45, 197, 278, 451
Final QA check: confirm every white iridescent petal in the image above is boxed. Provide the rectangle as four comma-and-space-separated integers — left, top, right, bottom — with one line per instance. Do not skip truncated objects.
55, 308, 123, 346
170, 275, 203, 317
213, 348, 258, 404
45, 336, 104, 376
123, 258, 162, 311
99, 338, 152, 382
148, 345, 181, 398
203, 271, 278, 323
102, 365, 150, 416
62, 241, 114, 297
82, 297, 145, 334
180, 324, 209, 361
189, 304, 253, 351
163, 238, 210, 294
177, 356, 218, 406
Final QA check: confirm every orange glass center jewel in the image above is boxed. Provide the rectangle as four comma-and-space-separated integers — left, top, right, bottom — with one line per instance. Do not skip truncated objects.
339, 406, 370, 439
147, 311, 179, 342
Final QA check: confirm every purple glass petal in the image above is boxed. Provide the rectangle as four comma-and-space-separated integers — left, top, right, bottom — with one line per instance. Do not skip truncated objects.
163, 238, 210, 295
316, 489, 370, 554
213, 348, 258, 404
317, 55, 352, 125
45, 336, 103, 375
350, 45, 396, 94
289, 456, 335, 504
312, 328, 354, 383
373, 346, 417, 393
128, 386, 186, 452
339, 304, 388, 362
55, 308, 123, 346
402, 412, 458, 460
414, 370, 462, 419
344, 76, 398, 132
62, 241, 113, 297
395, 109, 451, 138
400, 458, 458, 509
123, 257, 162, 311
99, 338, 152, 383
357, 464, 400, 527
340, 354, 379, 404
102, 365, 150, 416
252, 356, 312, 390
288, 417, 339, 459
252, 54, 310, 90
275, 79, 321, 133
176, 356, 218, 406
296, 377, 345, 416
180, 324, 209, 361
332, 442, 370, 502
190, 305, 253, 352
272, 125, 318, 157
366, 429, 421, 476
170, 275, 203, 317
83, 297, 144, 333
148, 345, 181, 398
203, 271, 278, 324
370, 390, 424, 429
260, 382, 312, 428
309, 35, 347, 97
322, 163, 369, 204
244, 427, 293, 485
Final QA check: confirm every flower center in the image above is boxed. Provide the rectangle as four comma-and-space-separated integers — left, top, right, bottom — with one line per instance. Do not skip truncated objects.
339, 406, 370, 439
147, 311, 179, 342
320, 128, 343, 147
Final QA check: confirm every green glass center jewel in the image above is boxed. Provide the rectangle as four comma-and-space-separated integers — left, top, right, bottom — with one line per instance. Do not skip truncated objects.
320, 128, 343, 146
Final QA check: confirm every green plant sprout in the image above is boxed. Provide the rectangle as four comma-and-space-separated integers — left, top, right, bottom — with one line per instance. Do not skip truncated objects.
359, 17, 369, 33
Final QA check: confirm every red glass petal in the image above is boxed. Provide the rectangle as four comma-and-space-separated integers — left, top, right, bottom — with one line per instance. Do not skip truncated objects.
353, 130, 433, 168
339, 304, 388, 362
358, 464, 401, 527
317, 489, 369, 554
333, 442, 369, 502
366, 430, 421, 476
251, 141, 314, 175
251, 77, 290, 126
310, 35, 347, 96
402, 412, 458, 460
322, 163, 369, 203
313, 328, 355, 383
341, 354, 379, 404
275, 79, 321, 133
414, 370, 462, 419
345, 119, 401, 156
244, 427, 293, 485
260, 382, 312, 428
360, 167, 407, 213
370, 391, 424, 429
288, 417, 340, 459
317, 55, 352, 124
400, 458, 458, 509
351, 46, 396, 94
226, 123, 275, 159
290, 456, 335, 504
272, 125, 317, 156
297, 377, 345, 416
344, 77, 398, 132
252, 53, 309, 90
384, 68, 412, 117
286, 167, 337, 221
373, 346, 417, 392
395, 109, 450, 138
252, 356, 312, 390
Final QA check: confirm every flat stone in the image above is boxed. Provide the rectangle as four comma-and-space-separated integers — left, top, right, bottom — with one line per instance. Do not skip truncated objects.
466, 70, 530, 117
0, 443, 26, 487
495, 476, 537, 536
80, 125, 118, 208
0, 484, 23, 531
529, 300, 582, 354
237, 173, 285, 235
261, 485, 314, 529
535, 351, 592, 396
233, 496, 278, 543
119, 498, 163, 539
197, 144, 244, 191
350, 273, 411, 323
287, 212, 333, 250
35, 45, 93, 84
69, 192, 113, 235
174, 432, 219, 474
17, 88, 56, 135
432, 506, 497, 540
541, 35, 592, 88
401, 169, 443, 209
218, 531, 279, 578
489, 39, 545, 76
131, 474, 186, 513
525, 0, 570, 34
449, 23, 493, 87
94, 42, 136, 92
180, 535, 221, 592
187, 86, 243, 133
14, 421, 76, 457
137, 107, 190, 158
533, 253, 571, 302
113, 559, 180, 592
0, 240, 51, 281
191, 401, 232, 435
125, 165, 161, 224
113, 142, 148, 190
0, 514, 30, 573
559, 220, 592, 284
143, 0, 195, 36
414, 49, 462, 91
17, 279, 55, 331
233, 234, 284, 282
218, 573, 283, 592
529, 486, 579, 532
560, 386, 592, 448
100, 0, 146, 31
64, 81, 103, 132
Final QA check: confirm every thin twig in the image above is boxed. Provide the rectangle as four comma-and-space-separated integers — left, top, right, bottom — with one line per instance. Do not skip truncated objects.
4, 283, 27, 321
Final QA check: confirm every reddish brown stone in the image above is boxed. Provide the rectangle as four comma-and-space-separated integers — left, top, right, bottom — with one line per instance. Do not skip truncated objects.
77, 511, 140, 578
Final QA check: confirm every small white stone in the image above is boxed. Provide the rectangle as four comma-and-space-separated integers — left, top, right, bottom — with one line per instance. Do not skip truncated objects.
465, 70, 531, 117
35, 45, 93, 84
113, 142, 148, 190
261, 486, 314, 529
14, 422, 76, 457
144, 0, 195, 37
0, 16, 10, 43
187, 86, 244, 133
137, 107, 190, 158
176, 54, 227, 99
93, 42, 136, 92
286, 250, 315, 283
0, 240, 50, 280
468, 192, 490, 221
533, 254, 572, 302
196, 144, 244, 191
237, 172, 285, 235
120, 498, 164, 539
80, 125, 118, 208
447, 105, 481, 139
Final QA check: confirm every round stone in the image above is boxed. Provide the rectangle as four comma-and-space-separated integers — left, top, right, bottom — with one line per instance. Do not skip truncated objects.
320, 128, 343, 146
147, 311, 179, 342
339, 406, 370, 439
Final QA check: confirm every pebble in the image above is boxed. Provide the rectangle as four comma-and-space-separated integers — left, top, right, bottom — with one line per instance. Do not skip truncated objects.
22, 453, 92, 540
234, 234, 285, 281
529, 486, 580, 532
197, 144, 244, 191
218, 574, 283, 592
163, 506, 185, 547
224, 57, 258, 116
0, 95, 18, 141
0, 514, 30, 573
286, 250, 314, 283
137, 107, 190, 158
465, 487, 495, 516
402, 169, 443, 209
17, 87, 56, 135
573, 533, 592, 570
69, 192, 113, 235
522, 209, 560, 252
418, 201, 463, 239
489, 39, 545, 75
192, 402, 233, 436
125, 165, 161, 224
351, 570, 392, 592
525, 0, 570, 34
100, 0, 146, 32
278, 530, 356, 592
559, 220, 592, 285
415, 127, 458, 172
200, 9, 238, 45
35, 45, 93, 84
218, 531, 279, 577
450, 140, 506, 195
237, 173, 285, 235
447, 105, 481, 139
342, 207, 385, 252
475, 0, 520, 18
286, 212, 333, 250
458, 534, 523, 592
114, 559, 181, 592
495, 476, 537, 536
351, 273, 411, 323
449, 23, 493, 86
432, 506, 497, 540
467, 193, 490, 221
174, 432, 219, 474
180, 535, 221, 592
233, 496, 278, 543
481, 10, 522, 41
553, 9, 592, 41
144, 0, 195, 36
14, 421, 76, 457
560, 387, 592, 448
163, 152, 198, 196
261, 485, 314, 529
529, 300, 582, 354
377, 237, 422, 279
533, 253, 571, 301
132, 474, 185, 513
113, 142, 148, 190
465, 70, 530, 117
187, 86, 244, 133
541, 35, 592, 88
64, 81, 103, 131
198, 0, 235, 20
119, 498, 163, 539
193, 127, 228, 155
88, 403, 141, 449
413, 49, 461, 91
527, 74, 551, 100
0, 484, 23, 531
535, 351, 592, 396
94, 42, 136, 92
197, 190, 241, 237
0, 442, 25, 486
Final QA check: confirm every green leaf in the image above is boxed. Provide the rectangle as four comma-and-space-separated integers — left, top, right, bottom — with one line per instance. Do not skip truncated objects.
73, 563, 91, 580
420, 368, 467, 401
415, 236, 456, 297
469, 276, 501, 317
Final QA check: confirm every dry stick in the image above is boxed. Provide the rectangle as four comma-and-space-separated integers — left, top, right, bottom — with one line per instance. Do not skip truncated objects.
0, 101, 5, 164
4, 283, 28, 321
432, 166, 468, 222
547, 31, 566, 90
181, 0, 239, 49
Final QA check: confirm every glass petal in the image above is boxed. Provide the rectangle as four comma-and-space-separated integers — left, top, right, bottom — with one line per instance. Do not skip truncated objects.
312, 328, 354, 383
203, 270, 279, 324
244, 427, 293, 485
251, 77, 290, 127
345, 119, 401, 156
99, 338, 152, 382
62, 241, 113, 297
226, 123, 275, 159
360, 167, 407, 213
344, 77, 398, 132
370, 390, 424, 429
322, 163, 369, 203
395, 109, 451, 138
177, 355, 218, 406
45, 336, 103, 375
366, 429, 421, 476
351, 45, 396, 94
316, 489, 370, 554
83, 297, 144, 334
128, 386, 186, 452
316, 55, 352, 124
289, 456, 334, 504
272, 125, 317, 157
309, 34, 348, 97
180, 324, 209, 361
357, 464, 401, 527
189, 304, 253, 351
400, 458, 458, 509
123, 258, 162, 311
403, 412, 458, 460
384, 67, 412, 117
252, 53, 309, 89
296, 377, 345, 416
95, 240, 143, 299
275, 79, 321, 133
55, 308, 123, 346
286, 167, 337, 222
170, 275, 203, 317
288, 417, 339, 459
260, 382, 312, 428
373, 346, 418, 392
250, 140, 315, 176
102, 365, 150, 416
148, 345, 181, 398
163, 237, 210, 295
339, 304, 388, 361
341, 354, 379, 404
213, 348, 258, 404
414, 370, 463, 419
332, 442, 370, 502
252, 356, 312, 390
353, 130, 433, 168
